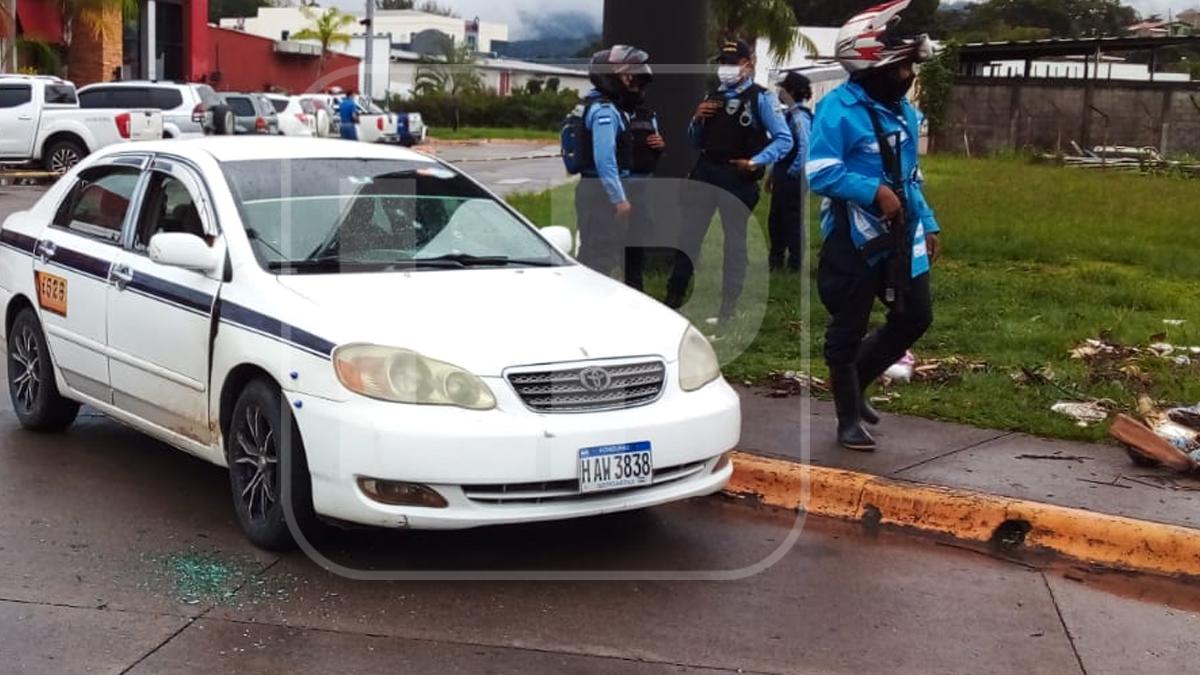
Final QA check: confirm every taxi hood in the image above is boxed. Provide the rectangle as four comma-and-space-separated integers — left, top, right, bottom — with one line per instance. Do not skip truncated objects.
274, 265, 690, 376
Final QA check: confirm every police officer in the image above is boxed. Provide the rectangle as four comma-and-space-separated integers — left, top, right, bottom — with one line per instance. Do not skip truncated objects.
575, 46, 661, 284
338, 90, 359, 141
666, 39, 793, 325
767, 71, 813, 273
621, 101, 666, 291
807, 0, 941, 452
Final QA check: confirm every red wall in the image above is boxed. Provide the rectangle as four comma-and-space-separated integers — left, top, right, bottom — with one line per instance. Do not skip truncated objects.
185, 0, 209, 83
205, 26, 360, 95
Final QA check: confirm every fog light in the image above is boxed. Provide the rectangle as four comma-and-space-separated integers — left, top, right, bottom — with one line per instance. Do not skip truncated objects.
357, 477, 448, 508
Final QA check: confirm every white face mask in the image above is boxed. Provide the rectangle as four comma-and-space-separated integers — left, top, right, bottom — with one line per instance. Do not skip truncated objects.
717, 65, 744, 87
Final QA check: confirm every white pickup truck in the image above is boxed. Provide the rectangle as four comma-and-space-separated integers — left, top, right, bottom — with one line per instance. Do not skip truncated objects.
0, 75, 163, 173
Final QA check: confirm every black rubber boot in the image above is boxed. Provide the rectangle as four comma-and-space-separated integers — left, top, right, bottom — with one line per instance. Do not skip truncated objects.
860, 396, 882, 426
830, 365, 876, 452
856, 331, 907, 426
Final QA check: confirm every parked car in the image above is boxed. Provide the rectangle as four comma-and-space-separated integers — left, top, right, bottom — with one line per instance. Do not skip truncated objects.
218, 93, 280, 135
0, 75, 163, 173
297, 95, 334, 138
407, 111, 427, 144
355, 96, 398, 144
0, 137, 740, 550
264, 94, 317, 137
77, 80, 226, 138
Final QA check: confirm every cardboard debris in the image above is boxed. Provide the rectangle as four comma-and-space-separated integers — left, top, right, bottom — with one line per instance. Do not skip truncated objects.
1109, 414, 1199, 474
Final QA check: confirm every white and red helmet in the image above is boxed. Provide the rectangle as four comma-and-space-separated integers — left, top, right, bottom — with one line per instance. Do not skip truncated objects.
835, 0, 934, 74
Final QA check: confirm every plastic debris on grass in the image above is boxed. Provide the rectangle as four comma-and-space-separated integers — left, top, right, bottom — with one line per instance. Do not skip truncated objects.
1051, 401, 1111, 427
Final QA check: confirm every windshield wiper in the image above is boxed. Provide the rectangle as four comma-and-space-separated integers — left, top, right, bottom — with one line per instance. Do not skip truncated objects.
415, 254, 555, 268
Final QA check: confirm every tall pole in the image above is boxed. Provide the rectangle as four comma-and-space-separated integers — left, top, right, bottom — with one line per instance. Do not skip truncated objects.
603, 0, 709, 179
364, 0, 375, 99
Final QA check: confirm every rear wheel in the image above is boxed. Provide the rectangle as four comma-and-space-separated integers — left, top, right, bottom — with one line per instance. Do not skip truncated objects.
7, 309, 79, 432
43, 138, 85, 174
212, 105, 234, 136
227, 379, 319, 551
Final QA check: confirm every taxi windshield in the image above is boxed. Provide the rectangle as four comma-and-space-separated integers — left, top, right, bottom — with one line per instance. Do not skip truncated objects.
221, 159, 565, 274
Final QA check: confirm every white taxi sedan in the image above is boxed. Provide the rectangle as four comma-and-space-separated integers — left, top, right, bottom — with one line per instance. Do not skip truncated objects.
0, 137, 741, 550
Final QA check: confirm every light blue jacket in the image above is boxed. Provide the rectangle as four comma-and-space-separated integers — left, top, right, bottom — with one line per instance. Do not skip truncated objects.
783, 103, 812, 179
583, 90, 629, 204
806, 81, 941, 278
687, 79, 793, 168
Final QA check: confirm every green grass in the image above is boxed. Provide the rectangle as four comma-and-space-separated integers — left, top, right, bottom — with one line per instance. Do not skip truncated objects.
429, 127, 559, 142
507, 156, 1200, 442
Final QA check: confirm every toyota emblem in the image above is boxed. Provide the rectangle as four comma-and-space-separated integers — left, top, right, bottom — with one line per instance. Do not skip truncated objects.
579, 367, 613, 392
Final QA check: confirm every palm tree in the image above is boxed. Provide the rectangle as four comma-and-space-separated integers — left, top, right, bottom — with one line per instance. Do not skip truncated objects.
1, 0, 15, 72
712, 0, 817, 62
291, 6, 356, 76
413, 41, 483, 130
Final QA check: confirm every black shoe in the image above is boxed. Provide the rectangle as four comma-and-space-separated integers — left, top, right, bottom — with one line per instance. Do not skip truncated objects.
861, 396, 882, 426
830, 365, 876, 452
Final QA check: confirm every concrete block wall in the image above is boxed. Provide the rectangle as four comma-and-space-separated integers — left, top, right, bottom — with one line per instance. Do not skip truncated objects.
935, 78, 1200, 157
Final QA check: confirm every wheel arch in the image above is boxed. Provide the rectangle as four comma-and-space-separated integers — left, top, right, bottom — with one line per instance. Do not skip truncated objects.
40, 130, 89, 158
218, 363, 280, 443
5, 294, 36, 337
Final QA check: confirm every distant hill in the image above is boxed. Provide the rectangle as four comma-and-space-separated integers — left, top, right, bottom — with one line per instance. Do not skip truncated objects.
492, 35, 602, 60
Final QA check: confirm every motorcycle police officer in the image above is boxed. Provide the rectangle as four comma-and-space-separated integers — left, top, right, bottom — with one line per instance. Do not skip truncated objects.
574, 46, 662, 285
767, 71, 814, 273
807, 0, 941, 451
666, 39, 793, 324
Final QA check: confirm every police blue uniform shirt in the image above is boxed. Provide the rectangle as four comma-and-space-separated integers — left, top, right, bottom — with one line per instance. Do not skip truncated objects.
338, 96, 357, 123
806, 80, 941, 278
687, 79, 794, 168
582, 90, 630, 204
786, 103, 812, 179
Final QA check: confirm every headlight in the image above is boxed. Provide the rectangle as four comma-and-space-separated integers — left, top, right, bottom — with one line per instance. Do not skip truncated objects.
333, 344, 496, 410
678, 325, 721, 392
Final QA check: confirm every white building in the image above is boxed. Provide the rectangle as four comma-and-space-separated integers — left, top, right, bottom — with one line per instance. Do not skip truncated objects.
754, 27, 848, 104
220, 7, 509, 53
971, 58, 1190, 82
388, 51, 590, 98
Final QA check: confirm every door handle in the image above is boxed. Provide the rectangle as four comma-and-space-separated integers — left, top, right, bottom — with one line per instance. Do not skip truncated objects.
35, 239, 56, 263
110, 264, 134, 290
18, 115, 33, 121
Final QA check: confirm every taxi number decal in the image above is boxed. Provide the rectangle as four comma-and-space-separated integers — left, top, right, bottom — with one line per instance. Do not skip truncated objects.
35, 272, 68, 317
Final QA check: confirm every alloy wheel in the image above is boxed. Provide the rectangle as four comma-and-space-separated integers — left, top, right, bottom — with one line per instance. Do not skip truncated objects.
233, 404, 279, 521
49, 147, 81, 174
9, 325, 41, 414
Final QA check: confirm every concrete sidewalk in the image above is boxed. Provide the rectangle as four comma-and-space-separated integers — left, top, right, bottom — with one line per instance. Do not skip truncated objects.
735, 387, 1199, 534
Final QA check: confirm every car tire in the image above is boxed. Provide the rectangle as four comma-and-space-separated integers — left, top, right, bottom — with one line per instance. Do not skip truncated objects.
7, 308, 80, 432
42, 138, 85, 174
212, 105, 234, 136
227, 378, 320, 551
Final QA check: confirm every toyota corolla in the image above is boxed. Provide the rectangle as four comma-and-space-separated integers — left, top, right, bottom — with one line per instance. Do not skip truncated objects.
0, 137, 741, 550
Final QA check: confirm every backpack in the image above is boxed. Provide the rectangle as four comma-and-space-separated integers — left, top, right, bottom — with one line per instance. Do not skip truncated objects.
561, 99, 598, 175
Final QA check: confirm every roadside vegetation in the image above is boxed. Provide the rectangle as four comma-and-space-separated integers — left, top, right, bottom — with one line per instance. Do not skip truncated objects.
508, 155, 1200, 442
427, 127, 560, 142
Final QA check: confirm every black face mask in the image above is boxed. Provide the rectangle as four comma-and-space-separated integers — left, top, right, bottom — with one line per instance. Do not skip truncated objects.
618, 89, 645, 111
857, 66, 915, 105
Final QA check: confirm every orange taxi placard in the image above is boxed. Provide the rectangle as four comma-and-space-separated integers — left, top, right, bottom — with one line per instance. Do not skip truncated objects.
35, 271, 68, 317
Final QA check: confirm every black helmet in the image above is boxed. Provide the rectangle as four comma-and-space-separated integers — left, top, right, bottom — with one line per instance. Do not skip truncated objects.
589, 45, 653, 98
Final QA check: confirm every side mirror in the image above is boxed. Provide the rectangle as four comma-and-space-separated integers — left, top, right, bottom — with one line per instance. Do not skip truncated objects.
541, 226, 575, 257
148, 232, 221, 274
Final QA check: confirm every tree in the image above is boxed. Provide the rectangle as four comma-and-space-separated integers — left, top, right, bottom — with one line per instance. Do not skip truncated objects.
417, 1, 458, 17
413, 42, 484, 130
947, 0, 1139, 40
1, 0, 15, 72
712, 0, 815, 61
376, 0, 415, 9
291, 6, 356, 75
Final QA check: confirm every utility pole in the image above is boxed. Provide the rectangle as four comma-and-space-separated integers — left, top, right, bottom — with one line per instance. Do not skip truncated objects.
603, 0, 710, 179
363, 0, 375, 99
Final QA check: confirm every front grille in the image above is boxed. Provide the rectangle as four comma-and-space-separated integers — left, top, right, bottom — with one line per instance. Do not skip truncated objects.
507, 360, 666, 413
463, 461, 709, 505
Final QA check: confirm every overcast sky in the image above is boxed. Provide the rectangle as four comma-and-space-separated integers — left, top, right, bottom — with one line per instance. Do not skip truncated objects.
331, 0, 1200, 36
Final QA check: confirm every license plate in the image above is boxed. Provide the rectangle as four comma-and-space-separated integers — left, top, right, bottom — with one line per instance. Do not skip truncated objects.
35, 271, 67, 316
578, 441, 653, 494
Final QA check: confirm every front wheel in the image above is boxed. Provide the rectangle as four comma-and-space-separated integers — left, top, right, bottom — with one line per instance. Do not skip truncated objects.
227, 379, 319, 551
7, 308, 79, 431
42, 138, 85, 174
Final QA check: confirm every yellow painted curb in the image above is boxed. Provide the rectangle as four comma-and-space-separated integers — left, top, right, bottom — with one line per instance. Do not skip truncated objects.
725, 451, 1200, 579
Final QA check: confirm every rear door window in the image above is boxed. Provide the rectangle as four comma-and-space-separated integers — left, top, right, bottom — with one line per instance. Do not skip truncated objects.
0, 84, 32, 108
44, 85, 78, 105
149, 88, 184, 111
77, 88, 112, 108
108, 88, 153, 109
53, 166, 143, 245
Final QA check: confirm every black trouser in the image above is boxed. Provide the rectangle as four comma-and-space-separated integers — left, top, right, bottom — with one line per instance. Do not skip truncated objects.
817, 215, 933, 383
623, 178, 653, 291
576, 178, 628, 278
768, 171, 806, 271
667, 159, 760, 312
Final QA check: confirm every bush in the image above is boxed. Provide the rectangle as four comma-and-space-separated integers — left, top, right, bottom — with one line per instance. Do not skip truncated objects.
389, 89, 580, 131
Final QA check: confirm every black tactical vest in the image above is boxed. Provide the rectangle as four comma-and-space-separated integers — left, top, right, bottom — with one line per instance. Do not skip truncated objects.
628, 107, 662, 175
701, 84, 770, 162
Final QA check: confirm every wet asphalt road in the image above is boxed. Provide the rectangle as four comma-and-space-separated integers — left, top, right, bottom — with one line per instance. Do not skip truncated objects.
2, 177, 1200, 674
